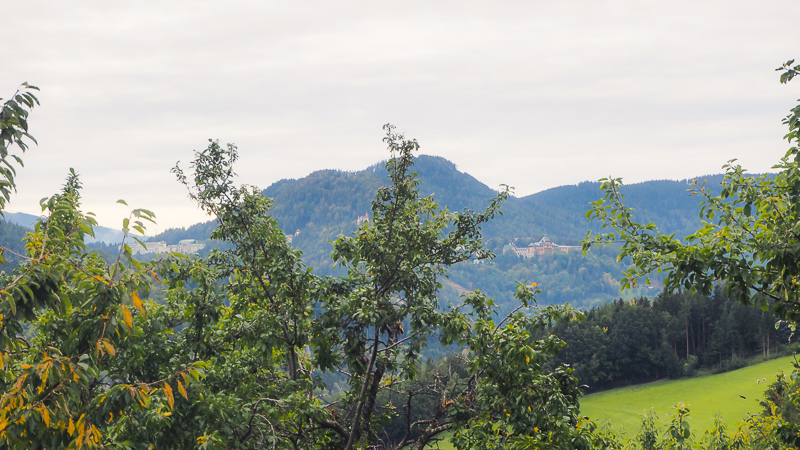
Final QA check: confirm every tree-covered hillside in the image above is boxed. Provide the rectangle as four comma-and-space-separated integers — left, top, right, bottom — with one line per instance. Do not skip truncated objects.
525, 175, 727, 240
0, 152, 731, 309
140, 155, 734, 309
255, 156, 726, 308
148, 220, 216, 244
4, 211, 126, 244
0, 219, 30, 267
260, 156, 725, 249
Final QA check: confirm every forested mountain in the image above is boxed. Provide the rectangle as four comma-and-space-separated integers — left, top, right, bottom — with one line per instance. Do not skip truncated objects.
262, 156, 725, 249
3, 211, 40, 229
138, 155, 740, 309
148, 220, 216, 244
2, 156, 740, 309
253, 155, 728, 308
0, 219, 30, 267
3, 211, 125, 244
524, 175, 727, 241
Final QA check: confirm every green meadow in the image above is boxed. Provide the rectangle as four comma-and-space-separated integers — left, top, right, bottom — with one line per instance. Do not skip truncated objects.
417, 356, 795, 448
580, 355, 795, 436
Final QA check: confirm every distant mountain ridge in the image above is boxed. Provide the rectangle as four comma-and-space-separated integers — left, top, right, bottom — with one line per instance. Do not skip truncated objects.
147, 156, 723, 248
521, 175, 727, 241
248, 156, 727, 308
3, 212, 125, 244
1, 156, 737, 309
260, 155, 721, 247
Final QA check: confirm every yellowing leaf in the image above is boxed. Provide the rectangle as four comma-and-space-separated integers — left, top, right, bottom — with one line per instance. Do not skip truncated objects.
119, 304, 133, 330
163, 381, 174, 410
102, 339, 116, 357
177, 380, 188, 400
12, 373, 27, 394
67, 417, 75, 436
40, 406, 50, 427
131, 292, 146, 315
93, 275, 109, 285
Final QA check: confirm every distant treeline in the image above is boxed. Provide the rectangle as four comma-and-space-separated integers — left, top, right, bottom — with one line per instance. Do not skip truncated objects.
551, 287, 792, 393
443, 244, 658, 312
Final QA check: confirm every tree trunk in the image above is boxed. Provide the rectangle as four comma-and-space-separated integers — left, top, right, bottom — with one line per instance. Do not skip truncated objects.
685, 322, 690, 363
701, 317, 706, 353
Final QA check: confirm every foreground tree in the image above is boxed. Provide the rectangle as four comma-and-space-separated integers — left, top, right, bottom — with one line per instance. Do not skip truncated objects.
0, 90, 596, 449
584, 60, 800, 321
0, 83, 38, 214
583, 60, 800, 446
166, 127, 595, 449
0, 86, 206, 448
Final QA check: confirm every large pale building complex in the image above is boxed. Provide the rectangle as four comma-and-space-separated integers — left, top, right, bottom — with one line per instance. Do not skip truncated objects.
503, 236, 580, 258
123, 239, 205, 255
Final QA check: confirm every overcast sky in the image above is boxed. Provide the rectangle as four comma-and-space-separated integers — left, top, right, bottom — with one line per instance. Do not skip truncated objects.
3, 1, 797, 232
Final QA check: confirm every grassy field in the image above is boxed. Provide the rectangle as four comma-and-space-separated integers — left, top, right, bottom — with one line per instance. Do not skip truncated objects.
581, 355, 795, 437
412, 356, 794, 448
